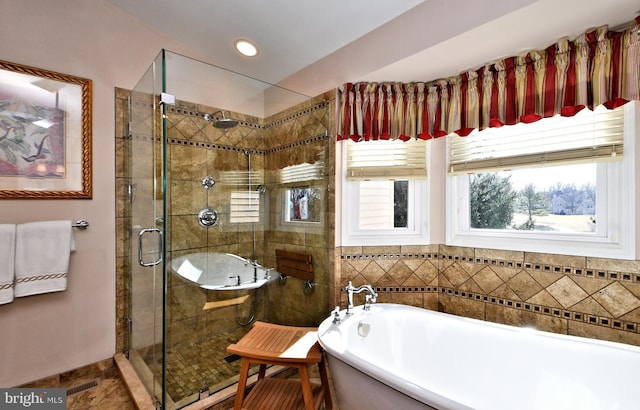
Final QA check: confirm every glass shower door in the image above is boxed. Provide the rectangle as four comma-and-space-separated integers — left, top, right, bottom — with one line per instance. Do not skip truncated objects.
127, 53, 166, 408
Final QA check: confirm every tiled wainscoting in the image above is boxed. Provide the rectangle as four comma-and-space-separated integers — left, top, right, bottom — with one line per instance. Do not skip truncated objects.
337, 245, 640, 346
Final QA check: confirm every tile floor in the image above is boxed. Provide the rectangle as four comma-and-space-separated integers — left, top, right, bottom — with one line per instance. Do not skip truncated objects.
66, 376, 136, 410
72, 366, 338, 410
61, 325, 340, 409
143, 327, 251, 402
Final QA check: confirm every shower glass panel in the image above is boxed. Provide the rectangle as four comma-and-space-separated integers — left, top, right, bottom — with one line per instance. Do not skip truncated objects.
126, 49, 330, 409
127, 51, 166, 406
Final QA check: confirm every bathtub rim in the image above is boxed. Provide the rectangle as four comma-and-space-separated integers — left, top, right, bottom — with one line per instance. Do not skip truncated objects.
169, 251, 273, 291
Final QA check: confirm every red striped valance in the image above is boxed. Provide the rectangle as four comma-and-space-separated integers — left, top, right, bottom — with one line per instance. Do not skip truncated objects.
337, 17, 640, 142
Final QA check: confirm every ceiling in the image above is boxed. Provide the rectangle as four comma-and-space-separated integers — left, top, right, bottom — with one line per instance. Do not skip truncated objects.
107, 0, 639, 99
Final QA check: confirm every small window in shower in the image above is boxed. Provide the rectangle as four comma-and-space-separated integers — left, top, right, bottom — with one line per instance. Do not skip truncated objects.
285, 187, 321, 223
230, 190, 260, 223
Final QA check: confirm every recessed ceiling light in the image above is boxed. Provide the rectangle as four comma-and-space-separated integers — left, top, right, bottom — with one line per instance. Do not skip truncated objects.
234, 39, 258, 57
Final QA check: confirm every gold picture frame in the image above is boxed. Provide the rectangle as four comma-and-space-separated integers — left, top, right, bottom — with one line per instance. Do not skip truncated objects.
0, 59, 92, 199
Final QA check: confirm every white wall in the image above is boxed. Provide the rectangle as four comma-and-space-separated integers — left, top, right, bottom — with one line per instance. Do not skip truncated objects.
0, 0, 199, 387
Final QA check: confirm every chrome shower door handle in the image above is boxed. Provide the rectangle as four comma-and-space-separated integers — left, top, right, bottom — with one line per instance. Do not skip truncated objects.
138, 228, 163, 267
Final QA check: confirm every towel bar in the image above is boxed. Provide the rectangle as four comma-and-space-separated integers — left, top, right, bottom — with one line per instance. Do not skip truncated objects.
72, 220, 89, 230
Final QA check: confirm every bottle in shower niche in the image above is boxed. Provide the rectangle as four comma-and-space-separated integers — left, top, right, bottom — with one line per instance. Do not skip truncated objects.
292, 192, 301, 219
299, 192, 308, 220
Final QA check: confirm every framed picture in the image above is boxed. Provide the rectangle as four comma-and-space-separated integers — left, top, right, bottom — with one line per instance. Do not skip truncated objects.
0, 59, 92, 199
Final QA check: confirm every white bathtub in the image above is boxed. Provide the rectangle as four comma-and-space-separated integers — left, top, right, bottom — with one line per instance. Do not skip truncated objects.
170, 252, 272, 290
318, 303, 640, 410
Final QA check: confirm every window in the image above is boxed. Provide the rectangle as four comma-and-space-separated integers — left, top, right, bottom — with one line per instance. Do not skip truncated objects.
280, 161, 325, 225
467, 164, 597, 233
358, 180, 409, 228
342, 139, 429, 246
446, 102, 638, 259
285, 187, 322, 223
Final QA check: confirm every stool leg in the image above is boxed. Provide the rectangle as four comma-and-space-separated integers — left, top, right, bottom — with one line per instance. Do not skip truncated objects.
234, 359, 251, 410
258, 363, 267, 379
318, 355, 332, 409
298, 364, 315, 410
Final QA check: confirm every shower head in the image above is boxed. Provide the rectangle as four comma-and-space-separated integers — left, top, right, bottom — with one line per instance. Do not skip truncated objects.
204, 110, 239, 129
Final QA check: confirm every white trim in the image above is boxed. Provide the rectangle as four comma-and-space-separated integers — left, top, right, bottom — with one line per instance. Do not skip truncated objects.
445, 102, 638, 260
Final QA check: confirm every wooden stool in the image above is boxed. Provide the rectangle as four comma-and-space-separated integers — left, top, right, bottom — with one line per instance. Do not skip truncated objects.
227, 321, 332, 410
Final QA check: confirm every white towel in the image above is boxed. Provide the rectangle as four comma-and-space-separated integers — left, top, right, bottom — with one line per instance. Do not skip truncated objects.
14, 221, 75, 297
0, 224, 16, 305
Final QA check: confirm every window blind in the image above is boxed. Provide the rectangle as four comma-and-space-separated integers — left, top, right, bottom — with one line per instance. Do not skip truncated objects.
448, 107, 625, 174
219, 170, 263, 185
280, 162, 324, 184
346, 139, 427, 180
230, 191, 259, 223
358, 181, 395, 229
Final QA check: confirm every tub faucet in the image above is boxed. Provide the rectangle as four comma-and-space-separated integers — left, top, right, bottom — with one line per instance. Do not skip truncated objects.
331, 306, 342, 324
245, 259, 261, 282
346, 281, 378, 315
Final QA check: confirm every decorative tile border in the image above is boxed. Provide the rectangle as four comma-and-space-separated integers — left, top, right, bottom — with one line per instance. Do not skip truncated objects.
438, 286, 640, 333
166, 106, 261, 130
128, 95, 329, 129
439, 252, 640, 283
167, 137, 266, 154
264, 102, 329, 129
163, 133, 330, 154
131, 105, 330, 155
341, 252, 439, 261
164, 100, 330, 131
266, 132, 329, 153
374, 286, 438, 294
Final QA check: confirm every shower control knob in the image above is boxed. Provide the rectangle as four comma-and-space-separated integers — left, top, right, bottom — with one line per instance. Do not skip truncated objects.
202, 176, 216, 190
198, 208, 218, 227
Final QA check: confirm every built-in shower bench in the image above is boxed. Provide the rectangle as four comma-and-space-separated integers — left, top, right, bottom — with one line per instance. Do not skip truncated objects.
227, 321, 332, 410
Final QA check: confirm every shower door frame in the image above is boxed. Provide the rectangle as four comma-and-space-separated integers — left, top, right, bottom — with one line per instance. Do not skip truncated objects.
126, 50, 169, 409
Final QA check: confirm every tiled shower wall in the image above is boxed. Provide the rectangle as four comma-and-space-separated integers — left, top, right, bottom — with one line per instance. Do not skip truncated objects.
161, 95, 334, 331
262, 92, 334, 326
337, 245, 640, 346
163, 100, 269, 349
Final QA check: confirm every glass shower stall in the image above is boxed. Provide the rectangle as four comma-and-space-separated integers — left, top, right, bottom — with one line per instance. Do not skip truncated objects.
123, 50, 332, 409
